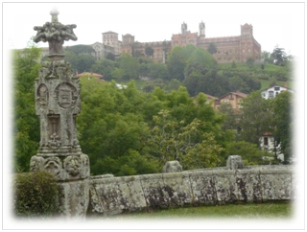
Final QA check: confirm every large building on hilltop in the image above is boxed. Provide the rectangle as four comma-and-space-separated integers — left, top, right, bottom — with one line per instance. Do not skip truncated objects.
92, 22, 261, 63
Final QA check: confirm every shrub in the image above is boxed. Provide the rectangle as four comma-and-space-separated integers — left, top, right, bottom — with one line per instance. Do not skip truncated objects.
14, 171, 59, 217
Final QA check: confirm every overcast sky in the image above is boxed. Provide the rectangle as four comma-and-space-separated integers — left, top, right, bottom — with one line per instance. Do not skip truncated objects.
3, 2, 305, 56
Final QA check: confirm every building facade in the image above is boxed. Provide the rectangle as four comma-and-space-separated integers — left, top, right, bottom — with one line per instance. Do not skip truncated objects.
261, 85, 294, 99
100, 22, 261, 64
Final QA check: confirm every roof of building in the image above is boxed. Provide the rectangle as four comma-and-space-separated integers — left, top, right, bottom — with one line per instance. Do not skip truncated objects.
122, 34, 134, 37
241, 23, 252, 28
261, 132, 273, 136
76, 72, 103, 78
261, 85, 294, 92
199, 36, 241, 43
102, 31, 118, 35
172, 32, 198, 40
219, 91, 247, 99
205, 93, 218, 100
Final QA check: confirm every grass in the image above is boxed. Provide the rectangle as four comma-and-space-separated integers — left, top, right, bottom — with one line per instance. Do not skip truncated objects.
109, 201, 292, 219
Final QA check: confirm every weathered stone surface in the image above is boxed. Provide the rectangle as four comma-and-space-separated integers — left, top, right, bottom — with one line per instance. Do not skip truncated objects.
227, 155, 244, 170
89, 165, 293, 215
260, 167, 292, 201
117, 176, 147, 211
57, 179, 89, 217
33, 9, 77, 59
189, 170, 217, 205
30, 154, 90, 181
30, 11, 90, 217
140, 173, 168, 208
162, 161, 182, 173
235, 168, 262, 202
162, 160, 182, 173
212, 169, 237, 204
162, 172, 193, 207
89, 177, 122, 215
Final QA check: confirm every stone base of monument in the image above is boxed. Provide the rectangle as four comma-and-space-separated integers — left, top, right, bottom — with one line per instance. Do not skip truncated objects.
57, 179, 89, 217
30, 153, 90, 217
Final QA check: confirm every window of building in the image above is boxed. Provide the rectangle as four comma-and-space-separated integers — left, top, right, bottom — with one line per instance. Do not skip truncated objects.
275, 92, 279, 95
268, 91, 274, 99
264, 137, 268, 146
274, 87, 280, 91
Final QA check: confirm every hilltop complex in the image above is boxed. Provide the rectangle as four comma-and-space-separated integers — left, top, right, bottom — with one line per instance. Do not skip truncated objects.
90, 22, 261, 63
38, 22, 261, 64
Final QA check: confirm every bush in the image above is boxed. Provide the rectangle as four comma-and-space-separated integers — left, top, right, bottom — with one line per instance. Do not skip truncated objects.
14, 171, 59, 217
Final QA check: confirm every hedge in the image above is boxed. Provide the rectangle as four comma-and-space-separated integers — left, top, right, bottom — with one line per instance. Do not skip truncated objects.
14, 171, 59, 217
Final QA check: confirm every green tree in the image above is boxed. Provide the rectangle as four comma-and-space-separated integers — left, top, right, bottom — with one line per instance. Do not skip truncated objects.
167, 46, 187, 81
238, 91, 274, 147
90, 59, 117, 80
118, 53, 140, 80
207, 42, 217, 55
65, 44, 95, 54
246, 57, 255, 67
64, 51, 96, 73
148, 63, 169, 80
13, 46, 41, 172
185, 47, 216, 77
218, 102, 240, 133
271, 46, 286, 66
183, 132, 223, 169
261, 51, 273, 64
272, 91, 293, 163
231, 61, 237, 68
226, 141, 274, 165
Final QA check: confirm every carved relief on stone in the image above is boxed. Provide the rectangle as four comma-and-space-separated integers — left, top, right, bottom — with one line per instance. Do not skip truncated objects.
44, 157, 62, 178
47, 115, 61, 148
64, 156, 81, 178
37, 84, 49, 109
39, 67, 50, 79
55, 82, 78, 109
30, 156, 45, 172
80, 154, 90, 178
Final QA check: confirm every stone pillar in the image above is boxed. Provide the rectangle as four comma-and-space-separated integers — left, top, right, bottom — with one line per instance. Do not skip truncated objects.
226, 155, 244, 170
162, 161, 183, 173
30, 10, 89, 217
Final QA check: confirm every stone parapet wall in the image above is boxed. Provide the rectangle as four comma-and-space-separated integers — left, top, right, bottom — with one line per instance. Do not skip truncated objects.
88, 165, 293, 215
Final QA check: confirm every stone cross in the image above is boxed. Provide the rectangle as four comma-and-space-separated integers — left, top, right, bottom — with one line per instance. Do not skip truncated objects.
30, 10, 89, 217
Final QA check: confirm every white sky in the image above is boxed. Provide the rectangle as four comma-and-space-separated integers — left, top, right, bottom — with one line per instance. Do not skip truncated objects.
2, 2, 304, 55
1, 1, 306, 230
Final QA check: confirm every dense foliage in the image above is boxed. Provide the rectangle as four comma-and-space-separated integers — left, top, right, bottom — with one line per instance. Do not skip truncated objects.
78, 78, 231, 175
13, 47, 41, 172
14, 171, 58, 217
13, 45, 293, 176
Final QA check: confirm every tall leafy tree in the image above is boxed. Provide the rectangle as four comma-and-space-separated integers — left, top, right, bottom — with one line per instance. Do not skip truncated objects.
271, 46, 286, 66
64, 51, 96, 73
238, 91, 274, 147
167, 46, 187, 81
118, 53, 140, 80
90, 59, 117, 80
272, 91, 293, 163
13, 46, 41, 172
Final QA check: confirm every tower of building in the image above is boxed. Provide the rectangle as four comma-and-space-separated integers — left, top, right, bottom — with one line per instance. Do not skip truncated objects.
199, 21, 205, 38
181, 22, 188, 34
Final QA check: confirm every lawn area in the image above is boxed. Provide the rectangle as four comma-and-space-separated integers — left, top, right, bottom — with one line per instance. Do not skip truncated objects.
110, 201, 292, 219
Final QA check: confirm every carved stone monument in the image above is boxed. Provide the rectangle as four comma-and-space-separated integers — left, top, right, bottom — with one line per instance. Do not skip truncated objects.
30, 9, 90, 217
